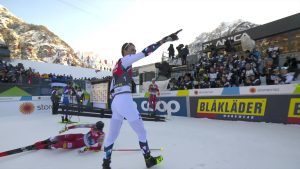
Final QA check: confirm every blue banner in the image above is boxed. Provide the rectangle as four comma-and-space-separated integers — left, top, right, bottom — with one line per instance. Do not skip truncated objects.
133, 97, 187, 117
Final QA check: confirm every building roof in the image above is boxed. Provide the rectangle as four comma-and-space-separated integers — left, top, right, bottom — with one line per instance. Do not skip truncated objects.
202, 13, 300, 50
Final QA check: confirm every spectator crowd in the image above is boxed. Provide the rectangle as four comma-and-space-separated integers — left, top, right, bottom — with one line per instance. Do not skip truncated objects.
1, 41, 299, 92
0, 59, 112, 85
167, 44, 300, 90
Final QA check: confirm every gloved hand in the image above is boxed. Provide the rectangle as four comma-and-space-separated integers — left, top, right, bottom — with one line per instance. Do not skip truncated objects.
78, 147, 89, 153
161, 29, 182, 43
59, 127, 67, 134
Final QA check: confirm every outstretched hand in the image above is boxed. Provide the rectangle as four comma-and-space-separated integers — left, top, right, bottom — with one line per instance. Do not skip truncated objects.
162, 29, 182, 43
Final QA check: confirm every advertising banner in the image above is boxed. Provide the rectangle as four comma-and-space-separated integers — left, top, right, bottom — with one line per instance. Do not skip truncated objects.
133, 96, 188, 117
287, 98, 300, 124
190, 95, 296, 123
0, 96, 52, 117
195, 97, 266, 121
189, 88, 224, 96
239, 84, 299, 95
132, 90, 188, 98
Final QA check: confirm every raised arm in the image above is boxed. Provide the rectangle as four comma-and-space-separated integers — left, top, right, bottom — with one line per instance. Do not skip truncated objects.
121, 29, 182, 68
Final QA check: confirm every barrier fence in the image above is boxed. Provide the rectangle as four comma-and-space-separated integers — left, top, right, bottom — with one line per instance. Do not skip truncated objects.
132, 83, 300, 124
1, 83, 300, 124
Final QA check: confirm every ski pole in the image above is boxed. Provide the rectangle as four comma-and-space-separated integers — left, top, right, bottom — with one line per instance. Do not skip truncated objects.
112, 147, 164, 152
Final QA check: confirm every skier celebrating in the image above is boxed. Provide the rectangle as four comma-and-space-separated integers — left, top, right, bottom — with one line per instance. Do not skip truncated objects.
148, 78, 160, 114
102, 30, 181, 169
34, 121, 105, 153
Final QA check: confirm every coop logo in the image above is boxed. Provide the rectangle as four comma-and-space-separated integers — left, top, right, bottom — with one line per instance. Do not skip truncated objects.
140, 100, 180, 114
19, 102, 35, 115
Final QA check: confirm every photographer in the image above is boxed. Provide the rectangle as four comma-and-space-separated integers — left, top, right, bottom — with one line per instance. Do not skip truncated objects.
167, 44, 175, 59
180, 45, 189, 65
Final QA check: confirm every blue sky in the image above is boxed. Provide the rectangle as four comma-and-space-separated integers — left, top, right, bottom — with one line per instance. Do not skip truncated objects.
1, 0, 300, 66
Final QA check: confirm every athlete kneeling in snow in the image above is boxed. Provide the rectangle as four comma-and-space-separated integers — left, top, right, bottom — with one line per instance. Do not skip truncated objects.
34, 121, 105, 153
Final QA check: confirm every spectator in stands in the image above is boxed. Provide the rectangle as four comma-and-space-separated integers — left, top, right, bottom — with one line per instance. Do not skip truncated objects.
250, 75, 261, 86
16, 63, 25, 84
240, 63, 259, 85
177, 76, 185, 90
221, 76, 230, 87
1, 61, 8, 82
267, 45, 280, 67
168, 78, 179, 90
271, 67, 281, 85
208, 67, 218, 88
183, 73, 193, 89
284, 56, 300, 80
27, 67, 33, 85
262, 58, 276, 85
279, 67, 294, 84
215, 78, 224, 88
244, 77, 252, 86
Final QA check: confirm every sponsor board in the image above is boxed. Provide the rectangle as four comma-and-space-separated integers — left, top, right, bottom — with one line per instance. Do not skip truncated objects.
0, 96, 50, 102
32, 96, 51, 101
240, 84, 297, 95
0, 97, 20, 102
0, 99, 52, 117
287, 98, 300, 123
132, 93, 145, 98
189, 88, 223, 96
133, 97, 188, 117
197, 98, 267, 121
132, 90, 182, 98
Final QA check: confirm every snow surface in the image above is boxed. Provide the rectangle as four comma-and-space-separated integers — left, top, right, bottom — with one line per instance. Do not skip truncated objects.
0, 113, 300, 169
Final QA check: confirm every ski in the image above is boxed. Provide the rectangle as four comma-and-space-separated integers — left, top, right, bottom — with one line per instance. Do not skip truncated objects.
58, 121, 79, 124
113, 147, 163, 152
0, 144, 36, 157
140, 113, 166, 122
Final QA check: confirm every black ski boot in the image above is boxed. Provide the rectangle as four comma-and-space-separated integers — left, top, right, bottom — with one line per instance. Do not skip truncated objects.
102, 159, 111, 169
144, 153, 163, 168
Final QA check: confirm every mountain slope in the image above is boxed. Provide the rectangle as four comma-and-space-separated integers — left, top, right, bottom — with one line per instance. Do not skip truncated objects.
190, 19, 258, 54
0, 5, 86, 67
